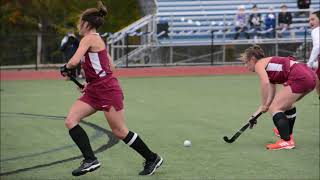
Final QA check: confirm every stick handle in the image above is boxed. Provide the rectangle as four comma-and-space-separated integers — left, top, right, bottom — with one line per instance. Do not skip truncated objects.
248, 112, 263, 128
68, 75, 84, 89
250, 112, 262, 121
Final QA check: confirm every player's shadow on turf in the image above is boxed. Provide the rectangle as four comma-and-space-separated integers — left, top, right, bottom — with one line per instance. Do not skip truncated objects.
0, 113, 119, 176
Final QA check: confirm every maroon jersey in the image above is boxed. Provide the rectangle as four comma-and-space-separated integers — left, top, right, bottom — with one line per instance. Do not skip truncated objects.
266, 56, 295, 84
81, 49, 113, 83
79, 48, 124, 112
266, 56, 316, 93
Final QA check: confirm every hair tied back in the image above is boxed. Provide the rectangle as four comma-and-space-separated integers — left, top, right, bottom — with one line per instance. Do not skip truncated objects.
97, 1, 107, 17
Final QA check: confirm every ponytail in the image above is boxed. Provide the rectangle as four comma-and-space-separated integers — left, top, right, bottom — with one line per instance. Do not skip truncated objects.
97, 1, 107, 17
80, 1, 108, 30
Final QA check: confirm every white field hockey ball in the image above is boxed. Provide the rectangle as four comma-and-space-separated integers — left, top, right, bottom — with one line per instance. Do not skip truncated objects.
183, 140, 192, 147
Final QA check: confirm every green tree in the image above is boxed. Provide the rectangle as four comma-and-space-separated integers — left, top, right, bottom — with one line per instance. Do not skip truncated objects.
0, 0, 141, 65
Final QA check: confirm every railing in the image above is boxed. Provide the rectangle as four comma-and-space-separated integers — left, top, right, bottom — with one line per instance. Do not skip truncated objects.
109, 8, 315, 67
0, 8, 317, 69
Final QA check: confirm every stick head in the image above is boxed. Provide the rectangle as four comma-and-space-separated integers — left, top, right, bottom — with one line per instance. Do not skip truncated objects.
223, 136, 234, 143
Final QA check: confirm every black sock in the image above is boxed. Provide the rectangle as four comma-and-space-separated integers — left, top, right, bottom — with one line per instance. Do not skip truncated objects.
285, 107, 296, 135
123, 131, 156, 161
69, 125, 96, 161
273, 112, 290, 141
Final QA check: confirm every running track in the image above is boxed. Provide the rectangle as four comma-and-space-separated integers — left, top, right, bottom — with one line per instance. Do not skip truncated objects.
0, 66, 251, 80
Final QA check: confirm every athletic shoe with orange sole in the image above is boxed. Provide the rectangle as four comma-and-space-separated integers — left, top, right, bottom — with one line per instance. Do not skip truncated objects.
266, 135, 295, 150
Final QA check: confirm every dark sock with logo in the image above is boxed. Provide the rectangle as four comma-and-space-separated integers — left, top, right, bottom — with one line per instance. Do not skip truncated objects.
69, 125, 96, 161
285, 107, 296, 135
122, 131, 157, 161
273, 112, 290, 141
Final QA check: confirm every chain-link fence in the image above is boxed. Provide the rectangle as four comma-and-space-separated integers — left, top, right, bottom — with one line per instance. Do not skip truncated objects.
111, 41, 313, 68
0, 32, 313, 69
0, 32, 65, 67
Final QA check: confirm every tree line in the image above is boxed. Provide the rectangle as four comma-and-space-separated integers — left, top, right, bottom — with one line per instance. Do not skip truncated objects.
0, 0, 141, 65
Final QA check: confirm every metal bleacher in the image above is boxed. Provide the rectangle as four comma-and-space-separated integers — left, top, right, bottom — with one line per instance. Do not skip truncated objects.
156, 0, 320, 45
110, 0, 319, 66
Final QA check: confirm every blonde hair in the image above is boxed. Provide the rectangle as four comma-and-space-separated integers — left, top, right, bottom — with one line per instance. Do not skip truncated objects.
240, 45, 265, 62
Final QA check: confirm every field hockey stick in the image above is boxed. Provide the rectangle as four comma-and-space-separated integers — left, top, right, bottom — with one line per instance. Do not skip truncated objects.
223, 112, 263, 143
68, 75, 84, 89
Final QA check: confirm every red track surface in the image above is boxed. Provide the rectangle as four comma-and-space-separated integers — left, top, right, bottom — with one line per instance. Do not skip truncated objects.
0, 66, 251, 81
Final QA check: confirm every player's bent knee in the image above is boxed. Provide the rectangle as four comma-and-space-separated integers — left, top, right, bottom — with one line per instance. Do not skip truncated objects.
111, 128, 128, 140
268, 105, 280, 114
64, 118, 78, 129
